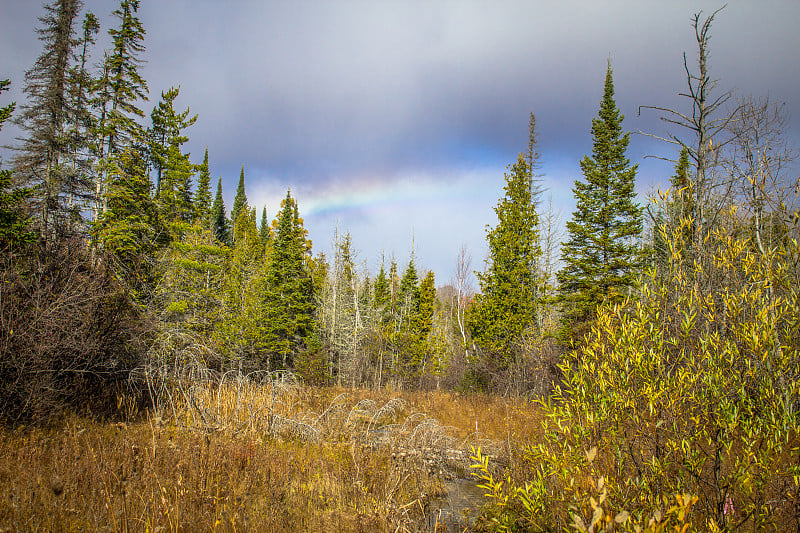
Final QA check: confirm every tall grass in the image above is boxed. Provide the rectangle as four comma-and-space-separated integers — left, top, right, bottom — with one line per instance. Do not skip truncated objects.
0, 382, 540, 531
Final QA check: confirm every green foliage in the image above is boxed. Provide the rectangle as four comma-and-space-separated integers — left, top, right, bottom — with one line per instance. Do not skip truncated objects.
259, 205, 271, 246
148, 86, 197, 194
155, 221, 228, 339
101, 0, 149, 154
0, 79, 36, 251
92, 146, 157, 293
260, 190, 316, 370
194, 148, 212, 225
231, 166, 248, 239
558, 63, 643, 337
475, 214, 800, 530
214, 209, 266, 367
468, 154, 540, 367
210, 176, 229, 245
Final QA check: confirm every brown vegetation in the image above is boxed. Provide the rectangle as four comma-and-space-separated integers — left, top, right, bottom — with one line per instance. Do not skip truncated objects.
0, 384, 539, 532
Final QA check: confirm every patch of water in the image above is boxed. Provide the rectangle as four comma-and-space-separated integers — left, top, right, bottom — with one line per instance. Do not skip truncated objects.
427, 478, 487, 532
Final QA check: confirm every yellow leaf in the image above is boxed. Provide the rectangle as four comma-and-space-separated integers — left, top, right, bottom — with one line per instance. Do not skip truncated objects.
615, 510, 630, 523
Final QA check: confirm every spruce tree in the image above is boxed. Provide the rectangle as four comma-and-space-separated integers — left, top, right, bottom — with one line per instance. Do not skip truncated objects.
13, 0, 82, 237
557, 63, 643, 336
467, 154, 540, 366
215, 208, 264, 367
373, 262, 390, 320
230, 165, 247, 238
210, 177, 229, 245
92, 0, 148, 218
148, 86, 196, 196
259, 206, 271, 246
193, 148, 212, 225
92, 145, 156, 292
161, 143, 194, 224
260, 190, 315, 370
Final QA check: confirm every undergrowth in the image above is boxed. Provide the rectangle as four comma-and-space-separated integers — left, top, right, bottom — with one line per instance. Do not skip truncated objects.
0, 384, 534, 532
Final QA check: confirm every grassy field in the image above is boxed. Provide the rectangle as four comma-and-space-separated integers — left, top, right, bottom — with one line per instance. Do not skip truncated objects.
0, 382, 543, 532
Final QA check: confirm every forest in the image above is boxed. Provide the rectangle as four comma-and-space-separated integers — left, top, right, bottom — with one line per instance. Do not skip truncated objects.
1, 1, 799, 531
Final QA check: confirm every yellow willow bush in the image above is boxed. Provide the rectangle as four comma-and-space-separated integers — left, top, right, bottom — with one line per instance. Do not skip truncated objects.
474, 215, 800, 531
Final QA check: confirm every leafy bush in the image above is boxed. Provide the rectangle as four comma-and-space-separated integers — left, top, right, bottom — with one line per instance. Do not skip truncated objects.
473, 215, 800, 530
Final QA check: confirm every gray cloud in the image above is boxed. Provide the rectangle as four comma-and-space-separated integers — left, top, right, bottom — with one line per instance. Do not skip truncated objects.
2, 0, 799, 279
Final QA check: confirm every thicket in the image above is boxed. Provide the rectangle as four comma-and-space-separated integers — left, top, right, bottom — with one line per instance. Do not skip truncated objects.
0, 240, 151, 423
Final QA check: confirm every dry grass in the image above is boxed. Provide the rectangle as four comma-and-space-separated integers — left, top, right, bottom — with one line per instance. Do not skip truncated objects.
0, 380, 545, 532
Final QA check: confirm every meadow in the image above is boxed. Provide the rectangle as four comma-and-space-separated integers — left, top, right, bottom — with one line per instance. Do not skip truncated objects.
0, 379, 542, 532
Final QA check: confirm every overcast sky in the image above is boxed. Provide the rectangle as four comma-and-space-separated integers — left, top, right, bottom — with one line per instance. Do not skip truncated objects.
1, 1, 799, 284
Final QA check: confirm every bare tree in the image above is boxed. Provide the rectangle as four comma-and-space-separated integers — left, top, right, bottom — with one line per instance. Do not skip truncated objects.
639, 8, 741, 245
453, 244, 473, 362
726, 95, 799, 252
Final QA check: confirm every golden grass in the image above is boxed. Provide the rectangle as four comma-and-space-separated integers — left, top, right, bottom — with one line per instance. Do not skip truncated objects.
0, 383, 545, 532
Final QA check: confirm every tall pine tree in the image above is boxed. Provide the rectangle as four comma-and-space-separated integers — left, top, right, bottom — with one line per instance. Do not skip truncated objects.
467, 154, 540, 367
260, 190, 315, 370
557, 62, 643, 336
230, 165, 247, 239
210, 176, 229, 244
148, 85, 196, 197
13, 0, 82, 237
193, 148, 212, 225
92, 0, 148, 218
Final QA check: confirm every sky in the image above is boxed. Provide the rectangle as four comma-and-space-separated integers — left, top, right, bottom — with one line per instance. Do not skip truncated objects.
1, 1, 799, 286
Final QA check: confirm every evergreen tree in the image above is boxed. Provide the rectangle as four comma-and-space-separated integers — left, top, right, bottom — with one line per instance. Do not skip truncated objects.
467, 154, 540, 366
215, 208, 264, 367
258, 205, 271, 246
230, 165, 247, 238
210, 176, 229, 245
92, 145, 156, 292
193, 148, 212, 225
64, 11, 99, 230
0, 80, 36, 251
397, 258, 420, 323
651, 147, 693, 274
161, 143, 194, 224
260, 190, 315, 370
148, 86, 196, 195
12, 0, 82, 237
557, 63, 643, 335
156, 221, 227, 339
373, 261, 390, 319
92, 0, 148, 218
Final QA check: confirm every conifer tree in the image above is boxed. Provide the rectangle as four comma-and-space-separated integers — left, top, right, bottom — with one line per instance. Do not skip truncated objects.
12, 0, 83, 237
156, 221, 227, 339
230, 166, 247, 238
215, 208, 264, 367
92, 145, 156, 292
397, 258, 420, 323
64, 11, 99, 230
92, 0, 148, 218
259, 206, 271, 246
557, 63, 643, 335
193, 148, 212, 225
0, 80, 36, 251
467, 154, 540, 366
210, 177, 229, 245
148, 86, 196, 196
161, 143, 194, 224
260, 190, 315, 370
373, 262, 390, 319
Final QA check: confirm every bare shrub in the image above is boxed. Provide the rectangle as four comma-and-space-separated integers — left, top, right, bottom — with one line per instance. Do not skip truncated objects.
0, 240, 150, 423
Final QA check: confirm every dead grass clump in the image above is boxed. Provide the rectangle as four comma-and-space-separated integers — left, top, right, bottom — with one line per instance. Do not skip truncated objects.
0, 383, 544, 532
